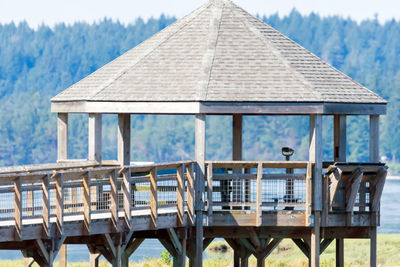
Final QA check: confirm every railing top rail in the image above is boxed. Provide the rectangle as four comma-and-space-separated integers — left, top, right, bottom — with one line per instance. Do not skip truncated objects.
206, 161, 309, 168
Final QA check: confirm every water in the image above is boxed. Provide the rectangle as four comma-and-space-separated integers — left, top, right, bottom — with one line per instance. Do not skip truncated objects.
0, 180, 399, 261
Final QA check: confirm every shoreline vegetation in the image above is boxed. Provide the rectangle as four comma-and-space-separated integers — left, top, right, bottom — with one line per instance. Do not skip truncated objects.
0, 234, 398, 266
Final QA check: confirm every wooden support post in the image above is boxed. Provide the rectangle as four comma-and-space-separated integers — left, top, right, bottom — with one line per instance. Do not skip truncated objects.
256, 163, 263, 226
88, 113, 102, 163
83, 172, 91, 234
14, 177, 22, 240
90, 252, 101, 267
207, 163, 213, 226
334, 115, 346, 162
110, 170, 118, 231
369, 115, 380, 163
345, 169, 363, 225
195, 114, 206, 266
177, 165, 185, 226
336, 238, 344, 267
55, 174, 64, 235
42, 175, 51, 238
122, 168, 132, 227
370, 227, 377, 267
121, 238, 144, 267
59, 244, 67, 267
187, 164, 195, 226
57, 113, 68, 161
311, 212, 320, 267
232, 115, 243, 209
23, 257, 34, 267
292, 239, 310, 258
309, 114, 323, 211
234, 251, 240, 267
118, 114, 131, 166
150, 168, 158, 229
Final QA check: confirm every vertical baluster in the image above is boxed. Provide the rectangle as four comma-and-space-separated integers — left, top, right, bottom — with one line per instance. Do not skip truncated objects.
207, 163, 213, 226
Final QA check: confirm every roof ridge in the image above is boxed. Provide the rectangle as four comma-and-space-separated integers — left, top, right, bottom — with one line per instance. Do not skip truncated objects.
74, 1, 213, 101
196, 0, 224, 101
228, 3, 324, 102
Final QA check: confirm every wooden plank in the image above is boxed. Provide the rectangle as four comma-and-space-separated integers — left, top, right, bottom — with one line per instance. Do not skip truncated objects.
118, 114, 131, 166
233, 114, 242, 161
207, 163, 213, 226
0, 161, 99, 175
55, 174, 64, 235
42, 175, 50, 238
125, 238, 144, 257
346, 169, 363, 213
35, 239, 49, 265
306, 163, 312, 226
292, 239, 310, 258
212, 173, 305, 181
239, 238, 256, 254
122, 168, 132, 227
110, 170, 118, 231
334, 115, 347, 162
14, 177, 22, 240
104, 234, 117, 258
57, 113, 68, 161
207, 161, 308, 169
88, 113, 102, 163
59, 244, 67, 267
83, 172, 91, 234
177, 165, 185, 226
256, 163, 262, 226
370, 227, 377, 267
369, 115, 380, 163
320, 239, 333, 254
310, 114, 323, 211
167, 228, 182, 255
195, 114, 206, 266
262, 238, 282, 258
329, 168, 343, 207
150, 168, 158, 229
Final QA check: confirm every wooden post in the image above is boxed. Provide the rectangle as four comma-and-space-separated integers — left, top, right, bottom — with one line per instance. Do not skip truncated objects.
333, 115, 346, 162
195, 114, 206, 267
55, 174, 64, 235
122, 168, 132, 227
42, 175, 51, 238
336, 239, 344, 267
59, 245, 67, 267
89, 113, 102, 163
14, 177, 22, 240
369, 115, 379, 267
57, 113, 68, 161
309, 114, 323, 211
83, 172, 91, 234
177, 165, 185, 226
310, 115, 322, 267
90, 252, 101, 267
333, 114, 346, 267
150, 168, 158, 229
187, 164, 195, 226
256, 163, 263, 226
110, 170, 119, 231
207, 163, 213, 226
232, 114, 243, 209
118, 114, 131, 166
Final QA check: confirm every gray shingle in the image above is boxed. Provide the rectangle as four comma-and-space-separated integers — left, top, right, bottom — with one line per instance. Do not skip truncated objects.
51, 0, 386, 104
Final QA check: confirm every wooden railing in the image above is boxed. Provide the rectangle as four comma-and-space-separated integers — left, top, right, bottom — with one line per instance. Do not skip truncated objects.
0, 161, 195, 238
205, 161, 312, 226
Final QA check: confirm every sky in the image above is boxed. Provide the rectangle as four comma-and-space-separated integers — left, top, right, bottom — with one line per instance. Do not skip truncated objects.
0, 0, 399, 28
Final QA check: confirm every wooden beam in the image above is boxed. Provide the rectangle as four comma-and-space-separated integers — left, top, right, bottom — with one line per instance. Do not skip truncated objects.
55, 174, 64, 235
233, 114, 242, 160
88, 113, 102, 162
262, 238, 282, 258
124, 238, 144, 258
203, 238, 214, 251
334, 115, 346, 162
35, 239, 50, 266
14, 177, 22, 240
310, 114, 323, 211
369, 115, 380, 162
370, 167, 388, 212
59, 244, 67, 267
248, 228, 261, 250
89, 251, 101, 267
320, 238, 333, 254
239, 238, 256, 254
104, 234, 117, 258
292, 239, 310, 258
345, 169, 363, 225
159, 238, 176, 257
186, 164, 195, 226
110, 170, 118, 231
167, 228, 183, 255
329, 168, 343, 207
195, 114, 206, 266
118, 114, 131, 166
177, 165, 185, 226
370, 227, 377, 267
150, 168, 158, 229
57, 113, 68, 160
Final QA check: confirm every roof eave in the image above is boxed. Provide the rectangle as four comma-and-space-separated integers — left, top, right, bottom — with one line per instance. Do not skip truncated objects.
51, 101, 387, 115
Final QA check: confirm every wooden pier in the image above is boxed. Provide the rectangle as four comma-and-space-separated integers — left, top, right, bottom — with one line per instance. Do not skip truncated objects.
0, 0, 389, 266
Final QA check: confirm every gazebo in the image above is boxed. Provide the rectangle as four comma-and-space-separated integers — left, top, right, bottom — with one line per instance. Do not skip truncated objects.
49, 0, 387, 266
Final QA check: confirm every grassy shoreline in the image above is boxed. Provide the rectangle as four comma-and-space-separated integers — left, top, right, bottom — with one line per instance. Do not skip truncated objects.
0, 234, 399, 266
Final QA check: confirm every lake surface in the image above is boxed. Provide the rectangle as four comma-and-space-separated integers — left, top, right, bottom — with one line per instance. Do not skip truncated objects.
0, 180, 399, 262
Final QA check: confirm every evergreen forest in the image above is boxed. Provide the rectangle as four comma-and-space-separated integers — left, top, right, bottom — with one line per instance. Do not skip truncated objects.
1, 10, 400, 169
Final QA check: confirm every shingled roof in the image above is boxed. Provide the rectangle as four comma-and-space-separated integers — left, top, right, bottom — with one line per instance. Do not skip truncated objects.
51, 0, 386, 115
